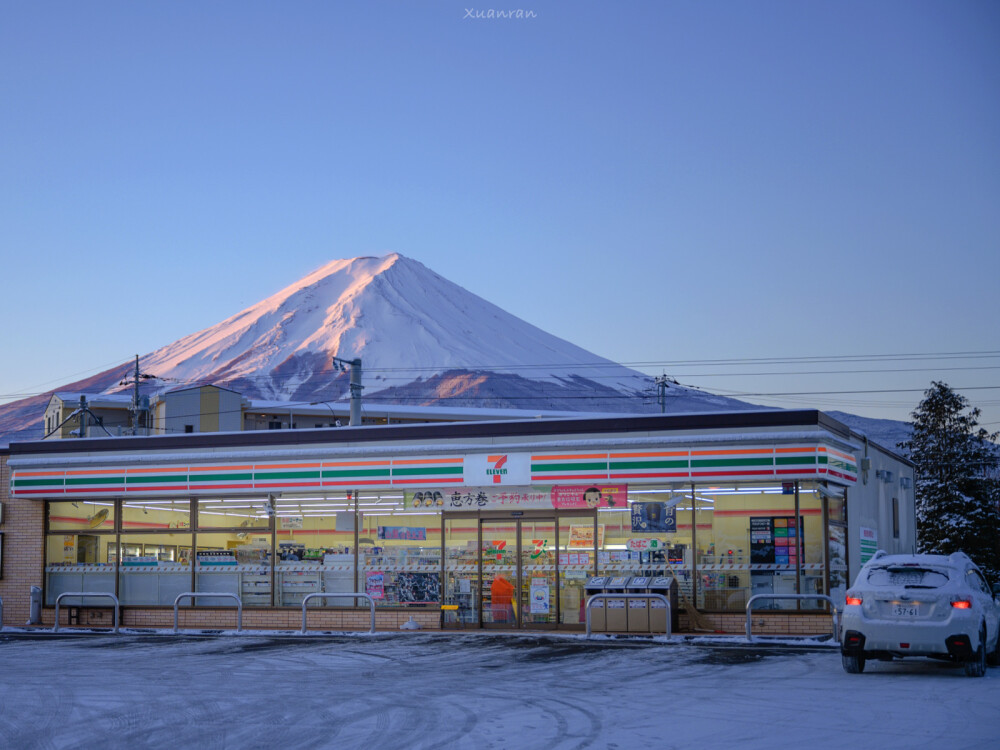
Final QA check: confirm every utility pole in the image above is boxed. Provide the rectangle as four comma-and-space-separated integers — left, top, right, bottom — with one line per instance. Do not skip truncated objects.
654, 374, 675, 413
333, 356, 363, 426
79, 396, 88, 438
120, 355, 156, 435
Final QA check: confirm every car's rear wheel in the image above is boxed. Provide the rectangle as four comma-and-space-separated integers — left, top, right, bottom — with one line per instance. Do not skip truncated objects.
964, 626, 987, 677
842, 651, 865, 674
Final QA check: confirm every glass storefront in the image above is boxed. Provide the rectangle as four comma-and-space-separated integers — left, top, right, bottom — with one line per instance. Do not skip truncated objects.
41, 480, 841, 621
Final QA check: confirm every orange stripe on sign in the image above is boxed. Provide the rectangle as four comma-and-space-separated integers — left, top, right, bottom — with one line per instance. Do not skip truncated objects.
65, 469, 122, 476
322, 460, 390, 467
532, 453, 606, 461
392, 458, 462, 466
14, 470, 65, 477
189, 465, 254, 472
689, 449, 772, 457
774, 447, 815, 454
609, 451, 688, 459
127, 467, 188, 474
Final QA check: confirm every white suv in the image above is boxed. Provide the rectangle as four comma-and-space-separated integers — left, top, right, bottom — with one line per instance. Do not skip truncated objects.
840, 550, 1000, 676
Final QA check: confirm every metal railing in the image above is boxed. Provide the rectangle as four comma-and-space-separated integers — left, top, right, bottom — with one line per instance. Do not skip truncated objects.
173, 592, 243, 633
745, 594, 839, 642
54, 592, 120, 633
0, 595, 4, 632
301, 592, 376, 634
585, 593, 672, 640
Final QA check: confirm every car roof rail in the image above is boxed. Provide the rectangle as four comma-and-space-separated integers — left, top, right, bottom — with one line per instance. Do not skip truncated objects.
871, 550, 888, 561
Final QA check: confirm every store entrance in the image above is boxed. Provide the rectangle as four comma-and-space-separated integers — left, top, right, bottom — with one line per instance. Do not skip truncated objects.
443, 511, 597, 630
480, 517, 557, 628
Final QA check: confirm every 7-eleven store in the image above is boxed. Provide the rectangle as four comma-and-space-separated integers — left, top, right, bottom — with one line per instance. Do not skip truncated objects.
0, 410, 913, 633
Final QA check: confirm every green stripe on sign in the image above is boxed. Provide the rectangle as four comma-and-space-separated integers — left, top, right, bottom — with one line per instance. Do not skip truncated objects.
322, 469, 391, 479
253, 471, 322, 480
690, 458, 773, 468
185, 473, 254, 482
14, 478, 64, 487
818, 456, 829, 464
775, 456, 815, 466
392, 466, 463, 477
610, 460, 688, 470
531, 462, 608, 473
66, 476, 125, 486
127, 474, 190, 484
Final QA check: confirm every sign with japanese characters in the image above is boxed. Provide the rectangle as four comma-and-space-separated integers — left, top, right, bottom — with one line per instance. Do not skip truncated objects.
404, 484, 627, 511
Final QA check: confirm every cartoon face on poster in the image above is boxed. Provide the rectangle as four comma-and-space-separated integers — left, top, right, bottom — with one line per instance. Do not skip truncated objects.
630, 502, 676, 533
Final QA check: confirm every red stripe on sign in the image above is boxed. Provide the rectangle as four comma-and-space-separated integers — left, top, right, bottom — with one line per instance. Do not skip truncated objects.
14, 488, 64, 495
127, 485, 188, 492
530, 474, 608, 482
188, 483, 254, 491
690, 470, 774, 478
609, 472, 690, 479
775, 469, 819, 475
253, 482, 322, 489
321, 480, 388, 487
391, 478, 464, 485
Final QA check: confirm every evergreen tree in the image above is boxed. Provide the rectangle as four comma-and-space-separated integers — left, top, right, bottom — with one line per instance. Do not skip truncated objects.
899, 382, 1000, 582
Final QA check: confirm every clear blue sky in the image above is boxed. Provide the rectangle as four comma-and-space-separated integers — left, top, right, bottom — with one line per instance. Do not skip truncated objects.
2, 1, 998, 428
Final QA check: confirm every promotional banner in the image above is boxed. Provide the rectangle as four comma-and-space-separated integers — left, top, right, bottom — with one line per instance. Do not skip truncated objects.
630, 502, 676, 533
405, 484, 627, 511
568, 524, 605, 549
530, 578, 551, 614
366, 572, 385, 600
377, 525, 427, 541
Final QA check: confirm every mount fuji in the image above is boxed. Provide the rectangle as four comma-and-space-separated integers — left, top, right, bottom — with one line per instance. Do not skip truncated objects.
0, 254, 772, 446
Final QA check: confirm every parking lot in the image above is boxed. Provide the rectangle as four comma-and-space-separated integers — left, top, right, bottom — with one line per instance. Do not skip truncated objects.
0, 632, 996, 749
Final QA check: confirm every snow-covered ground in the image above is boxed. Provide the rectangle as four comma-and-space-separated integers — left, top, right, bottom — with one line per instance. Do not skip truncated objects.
0, 632, 996, 749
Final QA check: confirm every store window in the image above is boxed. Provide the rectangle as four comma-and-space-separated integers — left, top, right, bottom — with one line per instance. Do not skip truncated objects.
273, 496, 358, 607
596, 487, 694, 607
48, 500, 115, 532
195, 497, 273, 606
197, 497, 270, 530
359, 495, 441, 608
122, 498, 190, 531
44, 507, 116, 605
118, 533, 193, 605
694, 482, 825, 611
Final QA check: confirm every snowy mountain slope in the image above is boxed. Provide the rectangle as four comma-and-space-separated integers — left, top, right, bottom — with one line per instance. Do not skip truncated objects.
133, 254, 659, 399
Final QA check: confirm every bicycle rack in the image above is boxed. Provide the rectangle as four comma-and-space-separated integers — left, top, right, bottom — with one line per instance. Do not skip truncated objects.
585, 593, 672, 640
173, 592, 243, 633
301, 592, 376, 634
745, 593, 839, 642
54, 592, 120, 634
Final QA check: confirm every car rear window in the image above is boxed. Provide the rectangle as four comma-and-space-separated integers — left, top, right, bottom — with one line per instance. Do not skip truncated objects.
866, 566, 950, 588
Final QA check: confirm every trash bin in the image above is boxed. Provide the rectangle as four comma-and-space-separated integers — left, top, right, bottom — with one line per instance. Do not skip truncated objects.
29, 585, 42, 625
605, 576, 630, 632
626, 576, 651, 633
648, 575, 679, 634
584, 576, 609, 631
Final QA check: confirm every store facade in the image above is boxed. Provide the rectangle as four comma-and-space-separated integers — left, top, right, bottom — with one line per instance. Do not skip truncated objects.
1, 410, 914, 632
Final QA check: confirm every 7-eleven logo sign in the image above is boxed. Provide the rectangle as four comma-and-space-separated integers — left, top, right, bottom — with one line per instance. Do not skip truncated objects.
487, 455, 508, 484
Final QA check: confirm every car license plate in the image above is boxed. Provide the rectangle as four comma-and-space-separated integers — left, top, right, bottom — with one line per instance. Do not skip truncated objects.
893, 604, 918, 616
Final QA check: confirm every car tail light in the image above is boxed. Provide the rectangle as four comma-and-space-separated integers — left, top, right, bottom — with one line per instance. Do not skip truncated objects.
951, 599, 972, 609
845, 595, 863, 606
